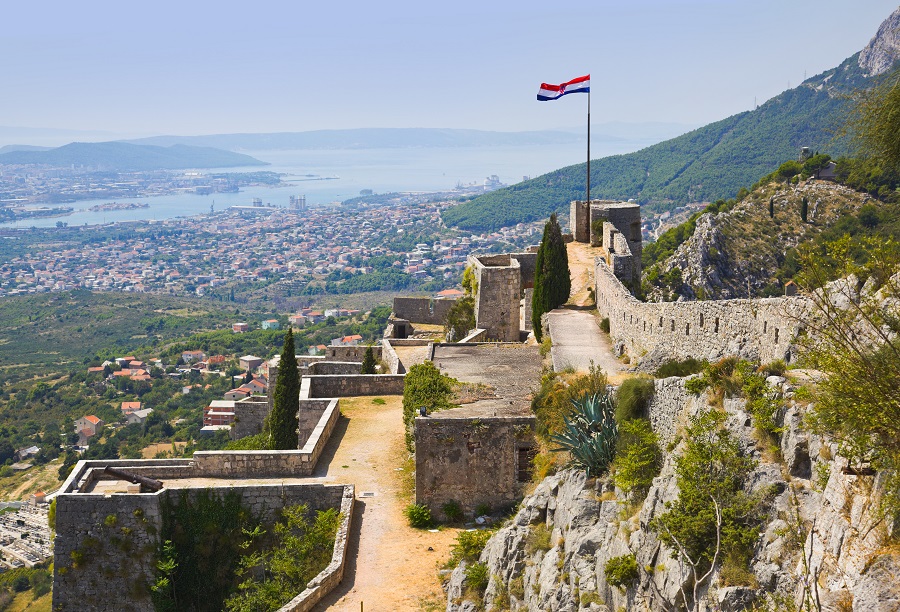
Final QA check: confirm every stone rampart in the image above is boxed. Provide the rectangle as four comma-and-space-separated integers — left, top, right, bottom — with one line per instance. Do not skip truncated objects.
324, 345, 383, 362
470, 255, 521, 342
392, 296, 458, 325
52, 482, 353, 612
303, 374, 405, 398
232, 396, 269, 439
595, 259, 809, 364
309, 361, 363, 375
415, 415, 536, 518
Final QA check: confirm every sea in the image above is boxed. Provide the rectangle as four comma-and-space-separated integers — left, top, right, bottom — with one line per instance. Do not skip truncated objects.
2, 138, 659, 229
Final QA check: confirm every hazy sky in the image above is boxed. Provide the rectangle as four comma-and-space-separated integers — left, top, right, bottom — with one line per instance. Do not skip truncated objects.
2, 0, 897, 136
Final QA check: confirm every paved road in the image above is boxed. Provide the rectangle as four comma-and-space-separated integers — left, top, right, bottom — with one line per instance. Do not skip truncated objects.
547, 308, 624, 376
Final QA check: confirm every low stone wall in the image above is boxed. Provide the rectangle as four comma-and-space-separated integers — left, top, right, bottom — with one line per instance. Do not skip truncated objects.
52, 482, 353, 612
381, 338, 403, 374
392, 296, 457, 325
415, 415, 536, 519
194, 399, 340, 477
309, 361, 363, 375
304, 374, 405, 398
325, 345, 383, 362
595, 259, 810, 364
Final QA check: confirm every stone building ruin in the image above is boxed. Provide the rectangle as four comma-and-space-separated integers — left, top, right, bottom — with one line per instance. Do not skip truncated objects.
571, 199, 642, 287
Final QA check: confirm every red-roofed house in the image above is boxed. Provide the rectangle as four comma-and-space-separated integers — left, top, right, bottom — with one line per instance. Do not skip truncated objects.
74, 415, 103, 438
121, 401, 142, 414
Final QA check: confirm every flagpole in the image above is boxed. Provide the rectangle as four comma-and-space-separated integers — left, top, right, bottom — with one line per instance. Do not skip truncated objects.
586, 88, 590, 203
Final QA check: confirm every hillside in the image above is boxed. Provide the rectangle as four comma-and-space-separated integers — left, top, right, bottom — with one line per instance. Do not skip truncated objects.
442, 8, 900, 231
0, 141, 266, 170
644, 179, 887, 301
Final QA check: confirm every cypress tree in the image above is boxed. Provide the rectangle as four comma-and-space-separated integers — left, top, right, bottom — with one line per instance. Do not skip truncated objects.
531, 213, 571, 341
268, 328, 299, 450
361, 345, 377, 374
801, 196, 809, 223
768, 196, 774, 218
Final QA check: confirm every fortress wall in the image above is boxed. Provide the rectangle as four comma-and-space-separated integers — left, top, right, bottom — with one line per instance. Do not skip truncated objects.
52, 483, 353, 612
232, 396, 269, 439
304, 374, 405, 398
325, 345, 383, 361
471, 256, 521, 342
392, 296, 457, 325
595, 259, 808, 364
415, 416, 536, 519
309, 361, 363, 375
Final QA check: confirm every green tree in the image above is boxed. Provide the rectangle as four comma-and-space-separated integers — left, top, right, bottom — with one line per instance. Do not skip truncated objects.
267, 328, 299, 450
444, 296, 475, 341
531, 213, 571, 341
801, 196, 809, 222
361, 345, 377, 374
851, 68, 900, 173
799, 238, 900, 516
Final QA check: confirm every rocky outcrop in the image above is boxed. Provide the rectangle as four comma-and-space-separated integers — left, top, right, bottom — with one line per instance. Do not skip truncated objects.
445, 378, 899, 611
859, 7, 900, 77
646, 182, 875, 302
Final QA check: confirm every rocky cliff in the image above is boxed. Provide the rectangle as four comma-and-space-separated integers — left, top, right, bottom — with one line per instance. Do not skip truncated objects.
646, 181, 875, 302
859, 6, 900, 77
444, 377, 900, 611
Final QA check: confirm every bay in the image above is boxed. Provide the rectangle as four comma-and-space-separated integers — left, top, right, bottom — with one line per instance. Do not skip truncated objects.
3, 138, 659, 228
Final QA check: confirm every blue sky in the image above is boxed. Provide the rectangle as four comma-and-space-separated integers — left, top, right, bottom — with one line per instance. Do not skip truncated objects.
1, 0, 897, 136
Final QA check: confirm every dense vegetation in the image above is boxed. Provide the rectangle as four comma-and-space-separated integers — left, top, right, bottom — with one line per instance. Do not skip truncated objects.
151, 490, 339, 612
442, 53, 873, 231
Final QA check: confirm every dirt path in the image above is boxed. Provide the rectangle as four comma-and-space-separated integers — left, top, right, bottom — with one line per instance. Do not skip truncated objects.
312, 396, 459, 611
566, 241, 598, 307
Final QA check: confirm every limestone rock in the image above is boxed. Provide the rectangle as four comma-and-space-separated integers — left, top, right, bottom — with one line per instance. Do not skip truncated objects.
859, 7, 900, 77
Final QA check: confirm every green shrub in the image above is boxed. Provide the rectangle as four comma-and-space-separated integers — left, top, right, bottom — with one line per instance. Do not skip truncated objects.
532, 365, 608, 439
225, 432, 271, 451
613, 419, 662, 499
615, 378, 655, 422
650, 410, 766, 577
550, 391, 618, 477
760, 360, 787, 377
402, 361, 455, 451
474, 503, 492, 517
654, 357, 705, 378
450, 529, 494, 564
525, 523, 552, 554
465, 561, 489, 594
600, 317, 611, 333
404, 503, 433, 528
442, 500, 463, 523
580, 591, 605, 605
604, 554, 639, 589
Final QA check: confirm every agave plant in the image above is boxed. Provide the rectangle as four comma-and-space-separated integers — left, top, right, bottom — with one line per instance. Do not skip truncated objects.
550, 391, 618, 477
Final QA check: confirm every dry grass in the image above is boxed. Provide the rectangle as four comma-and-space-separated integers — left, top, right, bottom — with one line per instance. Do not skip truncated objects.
0, 458, 64, 501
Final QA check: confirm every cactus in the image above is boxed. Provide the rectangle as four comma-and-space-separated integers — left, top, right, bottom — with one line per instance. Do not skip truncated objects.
550, 391, 618, 477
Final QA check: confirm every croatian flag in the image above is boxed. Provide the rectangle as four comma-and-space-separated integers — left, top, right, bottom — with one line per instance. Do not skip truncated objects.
537, 74, 590, 101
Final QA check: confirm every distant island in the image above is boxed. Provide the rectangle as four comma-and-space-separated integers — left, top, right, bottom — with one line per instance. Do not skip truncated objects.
87, 202, 150, 212
0, 141, 267, 171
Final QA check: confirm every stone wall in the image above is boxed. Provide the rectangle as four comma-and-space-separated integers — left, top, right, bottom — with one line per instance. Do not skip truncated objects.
595, 259, 809, 363
232, 396, 269, 439
324, 345, 383, 362
470, 255, 521, 342
303, 374, 405, 398
415, 416, 536, 518
52, 483, 353, 612
392, 296, 458, 325
309, 361, 363, 375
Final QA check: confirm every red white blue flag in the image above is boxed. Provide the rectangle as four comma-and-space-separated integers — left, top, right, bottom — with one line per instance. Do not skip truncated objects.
537, 74, 590, 101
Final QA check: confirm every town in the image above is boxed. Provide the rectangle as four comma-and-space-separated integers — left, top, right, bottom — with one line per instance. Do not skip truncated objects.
0, 195, 540, 302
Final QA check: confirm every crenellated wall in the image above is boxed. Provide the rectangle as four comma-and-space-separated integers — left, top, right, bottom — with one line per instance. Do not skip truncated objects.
595, 258, 809, 363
